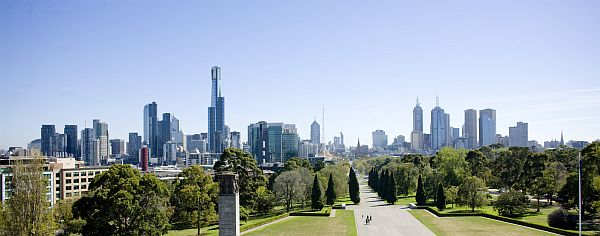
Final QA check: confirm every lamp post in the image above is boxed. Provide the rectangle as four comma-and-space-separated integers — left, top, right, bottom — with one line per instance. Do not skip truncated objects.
578, 152, 582, 236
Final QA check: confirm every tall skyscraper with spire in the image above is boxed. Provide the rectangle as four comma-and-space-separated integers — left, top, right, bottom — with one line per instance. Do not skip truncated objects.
560, 131, 564, 146
411, 97, 424, 151
208, 66, 226, 155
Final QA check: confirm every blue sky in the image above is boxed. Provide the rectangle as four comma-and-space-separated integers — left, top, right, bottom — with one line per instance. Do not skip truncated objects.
1, 1, 599, 149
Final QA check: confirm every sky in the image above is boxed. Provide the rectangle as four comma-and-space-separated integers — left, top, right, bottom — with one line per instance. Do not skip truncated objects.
1, 1, 599, 150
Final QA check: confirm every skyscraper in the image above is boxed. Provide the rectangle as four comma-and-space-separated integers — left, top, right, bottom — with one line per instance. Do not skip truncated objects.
81, 128, 99, 166
310, 121, 320, 145
64, 125, 78, 157
464, 109, 478, 149
430, 98, 448, 150
509, 122, 528, 147
411, 98, 424, 151
110, 139, 126, 156
267, 123, 283, 162
248, 121, 269, 163
144, 102, 159, 158
158, 113, 179, 158
281, 124, 299, 162
372, 130, 388, 150
479, 109, 497, 147
230, 131, 241, 149
127, 132, 142, 158
41, 125, 55, 156
208, 66, 225, 155
93, 119, 109, 162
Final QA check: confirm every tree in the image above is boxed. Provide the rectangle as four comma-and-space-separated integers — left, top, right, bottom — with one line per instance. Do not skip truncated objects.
530, 175, 551, 212
170, 166, 218, 234
326, 173, 337, 205
416, 175, 426, 205
4, 158, 55, 236
458, 176, 487, 212
445, 186, 459, 208
284, 157, 313, 172
436, 183, 446, 210
557, 142, 600, 218
349, 167, 360, 204
54, 199, 80, 235
296, 167, 314, 208
543, 161, 567, 205
255, 186, 275, 215
314, 160, 326, 172
273, 170, 304, 212
386, 172, 397, 204
465, 150, 489, 182
437, 147, 468, 187
214, 148, 268, 210
311, 174, 324, 210
494, 191, 528, 217
73, 165, 170, 236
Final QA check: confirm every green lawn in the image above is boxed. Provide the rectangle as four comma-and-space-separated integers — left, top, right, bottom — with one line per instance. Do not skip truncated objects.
244, 210, 357, 236
394, 195, 416, 205
168, 212, 288, 236
409, 209, 553, 236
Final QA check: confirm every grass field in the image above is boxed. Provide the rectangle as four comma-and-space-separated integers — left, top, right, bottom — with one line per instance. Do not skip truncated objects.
168, 211, 287, 236
244, 210, 357, 236
409, 209, 553, 236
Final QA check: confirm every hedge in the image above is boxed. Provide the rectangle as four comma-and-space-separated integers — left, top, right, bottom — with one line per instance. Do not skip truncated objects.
289, 207, 332, 217
414, 206, 592, 236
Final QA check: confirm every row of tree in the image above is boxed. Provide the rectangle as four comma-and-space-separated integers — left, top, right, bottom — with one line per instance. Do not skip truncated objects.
358, 142, 600, 221
1, 149, 326, 235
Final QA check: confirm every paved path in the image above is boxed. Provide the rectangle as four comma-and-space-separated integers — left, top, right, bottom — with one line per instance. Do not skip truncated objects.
349, 180, 434, 236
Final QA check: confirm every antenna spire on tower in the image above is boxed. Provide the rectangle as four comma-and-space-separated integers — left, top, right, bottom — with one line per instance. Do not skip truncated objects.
436, 96, 439, 107
416, 97, 420, 106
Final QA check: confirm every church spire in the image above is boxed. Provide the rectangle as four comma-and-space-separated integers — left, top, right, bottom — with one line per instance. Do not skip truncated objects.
560, 131, 564, 146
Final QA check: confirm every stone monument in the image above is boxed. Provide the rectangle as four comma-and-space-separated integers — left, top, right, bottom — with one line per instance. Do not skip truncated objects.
217, 172, 240, 236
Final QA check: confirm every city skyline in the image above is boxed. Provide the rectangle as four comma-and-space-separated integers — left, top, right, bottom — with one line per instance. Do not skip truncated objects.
2, 1, 600, 149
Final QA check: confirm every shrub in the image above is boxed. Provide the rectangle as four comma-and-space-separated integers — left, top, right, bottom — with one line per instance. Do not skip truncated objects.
547, 208, 577, 229
493, 191, 528, 217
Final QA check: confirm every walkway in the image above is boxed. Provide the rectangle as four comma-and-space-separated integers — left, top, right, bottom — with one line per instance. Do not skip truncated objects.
349, 180, 434, 236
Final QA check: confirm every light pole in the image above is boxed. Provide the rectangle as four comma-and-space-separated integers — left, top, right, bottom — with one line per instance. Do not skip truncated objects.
578, 151, 582, 236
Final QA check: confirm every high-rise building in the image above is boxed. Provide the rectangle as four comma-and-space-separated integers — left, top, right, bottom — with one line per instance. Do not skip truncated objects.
41, 125, 56, 156
81, 128, 100, 166
92, 119, 109, 161
143, 102, 159, 159
53, 133, 67, 156
464, 109, 478, 149
230, 131, 241, 149
64, 125, 78, 157
451, 127, 460, 144
158, 113, 180, 157
267, 123, 283, 162
248, 121, 269, 163
110, 139, 126, 156
186, 134, 207, 153
127, 132, 142, 158
208, 66, 226, 155
411, 98, 424, 151
509, 122, 528, 147
372, 130, 388, 150
310, 121, 320, 145
430, 101, 448, 150
281, 124, 299, 162
479, 109, 497, 147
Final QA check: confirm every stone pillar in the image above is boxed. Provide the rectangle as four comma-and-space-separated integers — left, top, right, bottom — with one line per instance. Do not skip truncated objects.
217, 172, 240, 236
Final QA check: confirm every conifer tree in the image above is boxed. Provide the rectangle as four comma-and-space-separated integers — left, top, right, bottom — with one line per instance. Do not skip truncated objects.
416, 175, 426, 205
311, 174, 324, 209
349, 168, 360, 204
436, 183, 446, 210
387, 172, 398, 204
325, 174, 337, 205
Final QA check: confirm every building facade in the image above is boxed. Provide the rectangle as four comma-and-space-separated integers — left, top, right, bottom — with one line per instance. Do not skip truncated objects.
464, 109, 478, 149
208, 66, 226, 155
479, 109, 497, 147
509, 122, 528, 147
